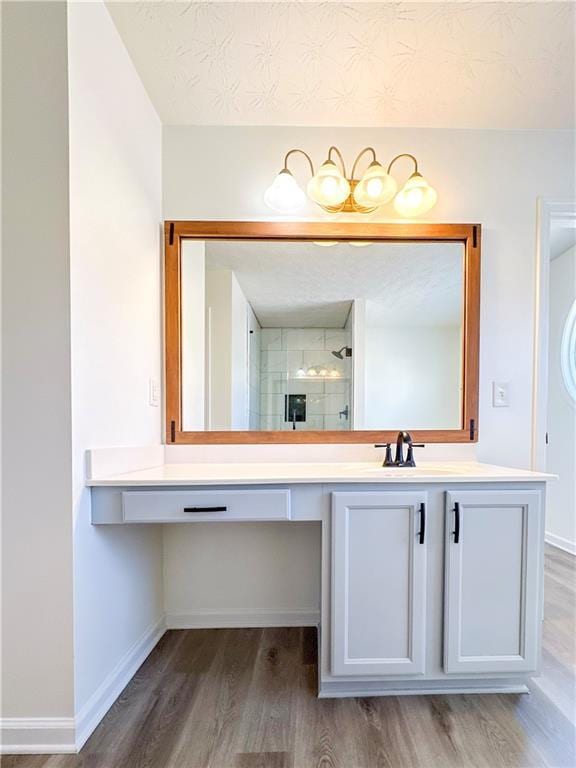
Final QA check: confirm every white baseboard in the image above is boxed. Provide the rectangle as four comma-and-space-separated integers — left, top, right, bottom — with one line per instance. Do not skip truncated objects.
166, 608, 320, 629
74, 615, 166, 751
319, 683, 530, 698
545, 531, 576, 555
0, 718, 76, 755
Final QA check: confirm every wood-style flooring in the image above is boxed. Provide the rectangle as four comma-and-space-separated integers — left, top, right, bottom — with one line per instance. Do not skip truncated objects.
3, 545, 575, 768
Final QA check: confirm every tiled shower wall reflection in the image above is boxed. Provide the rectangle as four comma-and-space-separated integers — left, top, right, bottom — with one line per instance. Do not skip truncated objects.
259, 328, 352, 431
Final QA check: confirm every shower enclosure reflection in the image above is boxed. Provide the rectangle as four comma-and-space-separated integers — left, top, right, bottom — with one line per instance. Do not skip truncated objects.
180, 239, 465, 433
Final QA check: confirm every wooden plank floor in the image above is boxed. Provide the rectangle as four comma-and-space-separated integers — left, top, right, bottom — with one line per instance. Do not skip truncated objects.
3, 545, 575, 768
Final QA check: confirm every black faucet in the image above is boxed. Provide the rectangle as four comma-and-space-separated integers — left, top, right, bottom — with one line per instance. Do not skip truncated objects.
395, 431, 414, 466
374, 442, 394, 466
375, 432, 425, 467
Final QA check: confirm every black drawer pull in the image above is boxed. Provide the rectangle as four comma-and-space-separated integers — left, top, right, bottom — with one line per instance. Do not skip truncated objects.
453, 502, 460, 543
418, 503, 426, 544
183, 506, 227, 513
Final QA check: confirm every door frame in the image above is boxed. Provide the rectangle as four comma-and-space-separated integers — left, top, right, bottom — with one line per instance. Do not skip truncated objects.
531, 198, 576, 471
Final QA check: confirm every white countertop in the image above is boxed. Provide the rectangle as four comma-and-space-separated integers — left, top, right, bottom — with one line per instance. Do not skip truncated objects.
87, 461, 555, 487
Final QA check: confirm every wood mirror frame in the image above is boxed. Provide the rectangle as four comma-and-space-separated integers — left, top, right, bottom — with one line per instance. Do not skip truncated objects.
165, 221, 480, 444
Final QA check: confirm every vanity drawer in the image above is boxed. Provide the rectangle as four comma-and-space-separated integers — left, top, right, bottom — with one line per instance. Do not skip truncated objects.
121, 489, 291, 523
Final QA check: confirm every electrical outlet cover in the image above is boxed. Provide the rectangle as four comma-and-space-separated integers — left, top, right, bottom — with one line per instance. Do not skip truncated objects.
149, 378, 160, 407
492, 381, 510, 407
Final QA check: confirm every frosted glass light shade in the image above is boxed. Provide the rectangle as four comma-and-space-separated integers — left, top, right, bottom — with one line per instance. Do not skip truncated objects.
353, 162, 397, 208
264, 169, 306, 212
393, 172, 438, 217
307, 161, 350, 207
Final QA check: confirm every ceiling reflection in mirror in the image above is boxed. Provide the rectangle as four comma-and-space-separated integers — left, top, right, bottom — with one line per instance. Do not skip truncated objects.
181, 240, 464, 432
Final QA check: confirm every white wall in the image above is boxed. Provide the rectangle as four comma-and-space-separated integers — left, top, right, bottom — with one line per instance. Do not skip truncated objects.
182, 240, 206, 430
364, 325, 461, 430
164, 125, 576, 467
349, 301, 365, 429
205, 269, 249, 429
247, 306, 261, 429
546, 245, 576, 551
230, 273, 249, 430
68, 0, 163, 720
162, 125, 574, 622
163, 522, 321, 627
2, 0, 76, 725
206, 270, 232, 429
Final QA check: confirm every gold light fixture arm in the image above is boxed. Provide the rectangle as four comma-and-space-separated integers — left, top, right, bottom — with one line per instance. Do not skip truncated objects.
283, 148, 315, 176
327, 146, 347, 177
350, 147, 377, 180
387, 153, 419, 175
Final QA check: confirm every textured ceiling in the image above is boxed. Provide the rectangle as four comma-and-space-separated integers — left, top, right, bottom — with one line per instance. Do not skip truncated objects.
205, 240, 464, 327
107, 1, 575, 128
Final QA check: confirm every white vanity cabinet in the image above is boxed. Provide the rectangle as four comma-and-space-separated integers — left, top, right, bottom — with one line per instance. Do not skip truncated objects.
322, 484, 546, 697
444, 490, 543, 674
88, 459, 551, 699
331, 491, 427, 676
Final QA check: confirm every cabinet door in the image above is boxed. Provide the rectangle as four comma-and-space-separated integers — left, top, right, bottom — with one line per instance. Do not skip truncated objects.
331, 492, 427, 676
444, 490, 543, 674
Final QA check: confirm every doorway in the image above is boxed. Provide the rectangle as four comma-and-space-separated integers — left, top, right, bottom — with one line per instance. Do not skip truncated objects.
533, 199, 576, 554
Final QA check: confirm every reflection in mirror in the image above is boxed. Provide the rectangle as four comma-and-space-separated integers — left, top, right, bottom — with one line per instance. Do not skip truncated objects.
181, 240, 464, 432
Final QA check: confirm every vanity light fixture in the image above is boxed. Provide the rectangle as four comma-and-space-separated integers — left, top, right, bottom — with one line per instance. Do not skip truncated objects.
265, 147, 438, 217
296, 366, 342, 379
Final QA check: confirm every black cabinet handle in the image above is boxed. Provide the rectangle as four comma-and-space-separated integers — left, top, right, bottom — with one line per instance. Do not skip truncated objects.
418, 503, 426, 544
453, 502, 460, 543
183, 506, 227, 513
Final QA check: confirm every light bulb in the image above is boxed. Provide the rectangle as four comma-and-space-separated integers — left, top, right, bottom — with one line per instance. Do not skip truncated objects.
393, 172, 438, 217
367, 178, 383, 196
319, 368, 328, 376
307, 160, 350, 208
307, 367, 318, 376
296, 368, 306, 377
352, 161, 397, 208
264, 169, 306, 213
329, 369, 340, 377
313, 241, 339, 247
320, 176, 338, 196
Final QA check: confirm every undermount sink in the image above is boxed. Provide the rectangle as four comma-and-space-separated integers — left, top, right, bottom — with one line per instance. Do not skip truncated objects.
338, 463, 469, 478
358, 466, 452, 477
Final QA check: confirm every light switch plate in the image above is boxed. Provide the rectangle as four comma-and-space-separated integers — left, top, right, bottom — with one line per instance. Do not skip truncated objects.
492, 381, 510, 407
149, 377, 160, 407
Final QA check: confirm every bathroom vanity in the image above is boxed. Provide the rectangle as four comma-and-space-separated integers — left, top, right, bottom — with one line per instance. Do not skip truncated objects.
87, 220, 552, 698
89, 460, 551, 698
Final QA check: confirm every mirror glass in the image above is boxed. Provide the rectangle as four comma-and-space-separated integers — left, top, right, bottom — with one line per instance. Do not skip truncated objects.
180, 240, 464, 432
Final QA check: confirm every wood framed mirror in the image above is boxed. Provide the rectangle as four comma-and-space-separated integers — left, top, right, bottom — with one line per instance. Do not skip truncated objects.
165, 221, 480, 444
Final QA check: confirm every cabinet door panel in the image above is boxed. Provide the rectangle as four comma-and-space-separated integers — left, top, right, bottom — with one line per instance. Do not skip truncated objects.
332, 492, 427, 676
444, 490, 543, 674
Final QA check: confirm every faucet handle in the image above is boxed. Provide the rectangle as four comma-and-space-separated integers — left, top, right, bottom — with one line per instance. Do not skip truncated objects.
375, 443, 394, 467
405, 443, 425, 467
